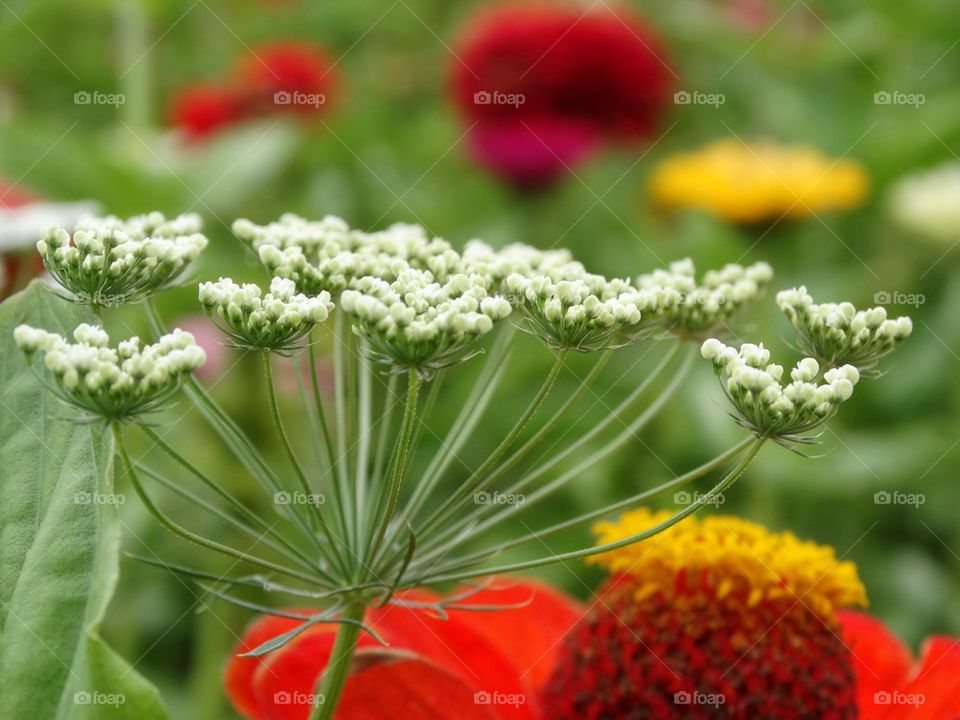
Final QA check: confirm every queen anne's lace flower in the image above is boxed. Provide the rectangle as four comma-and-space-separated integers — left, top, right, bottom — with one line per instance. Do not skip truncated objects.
636, 259, 773, 338
461, 240, 584, 291
701, 338, 860, 443
340, 269, 511, 371
505, 272, 649, 351
199, 277, 334, 353
777, 287, 912, 375
37, 212, 208, 305
234, 215, 461, 294
14, 323, 205, 420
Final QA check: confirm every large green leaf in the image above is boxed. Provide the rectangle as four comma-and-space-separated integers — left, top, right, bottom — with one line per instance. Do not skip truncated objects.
0, 282, 168, 719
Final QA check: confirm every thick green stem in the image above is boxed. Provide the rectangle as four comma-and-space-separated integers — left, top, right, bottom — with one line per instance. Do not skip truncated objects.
310, 604, 366, 720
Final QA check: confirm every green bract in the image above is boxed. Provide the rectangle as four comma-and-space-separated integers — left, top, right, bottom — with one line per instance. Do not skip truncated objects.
14, 323, 205, 421
199, 276, 334, 353
777, 287, 913, 375
37, 212, 208, 305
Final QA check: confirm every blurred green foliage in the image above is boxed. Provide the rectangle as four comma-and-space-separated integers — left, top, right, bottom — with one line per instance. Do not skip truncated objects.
2, 0, 959, 717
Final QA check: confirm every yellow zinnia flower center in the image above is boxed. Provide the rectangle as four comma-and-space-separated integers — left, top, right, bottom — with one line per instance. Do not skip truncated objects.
591, 509, 866, 621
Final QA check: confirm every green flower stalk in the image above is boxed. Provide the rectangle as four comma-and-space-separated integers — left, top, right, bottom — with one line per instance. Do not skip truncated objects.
15, 210, 912, 720
37, 211, 207, 306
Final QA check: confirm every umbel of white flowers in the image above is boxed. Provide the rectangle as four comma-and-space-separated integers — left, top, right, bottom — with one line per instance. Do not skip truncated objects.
13, 323, 205, 421
340, 268, 512, 370
776, 287, 913, 374
701, 338, 860, 443
199, 277, 334, 353
36, 212, 208, 305
235, 215, 462, 294
636, 259, 774, 338
505, 272, 648, 352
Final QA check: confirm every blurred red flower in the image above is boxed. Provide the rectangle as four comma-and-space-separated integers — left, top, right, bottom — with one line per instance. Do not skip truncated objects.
170, 41, 338, 140
841, 611, 960, 719
223, 578, 582, 720
450, 3, 673, 188
234, 41, 338, 115
170, 83, 245, 140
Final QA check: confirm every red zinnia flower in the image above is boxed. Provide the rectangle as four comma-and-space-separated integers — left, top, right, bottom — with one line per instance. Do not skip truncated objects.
224, 578, 583, 719
450, 4, 673, 188
540, 509, 960, 719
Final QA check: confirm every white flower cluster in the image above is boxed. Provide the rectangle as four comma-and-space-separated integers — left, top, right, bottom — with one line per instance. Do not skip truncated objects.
233, 215, 461, 294
461, 240, 585, 291
14, 323, 205, 420
340, 269, 512, 370
37, 211, 208, 305
198, 277, 334, 353
701, 339, 860, 441
635, 259, 774, 337
505, 272, 648, 351
889, 162, 960, 245
777, 287, 912, 374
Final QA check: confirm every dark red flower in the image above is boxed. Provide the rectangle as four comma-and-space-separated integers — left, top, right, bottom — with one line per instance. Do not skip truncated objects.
170, 83, 245, 140
450, 3, 673, 187
224, 578, 583, 720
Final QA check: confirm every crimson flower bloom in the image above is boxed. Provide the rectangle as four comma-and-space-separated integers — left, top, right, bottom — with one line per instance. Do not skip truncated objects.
224, 578, 582, 719
170, 41, 338, 140
170, 83, 245, 140
450, 4, 673, 188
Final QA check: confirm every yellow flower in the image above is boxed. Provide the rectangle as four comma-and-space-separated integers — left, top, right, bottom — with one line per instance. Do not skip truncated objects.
648, 139, 869, 224
591, 508, 866, 621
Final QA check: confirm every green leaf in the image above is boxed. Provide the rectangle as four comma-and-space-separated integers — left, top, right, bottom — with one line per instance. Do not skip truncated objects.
0, 282, 168, 720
